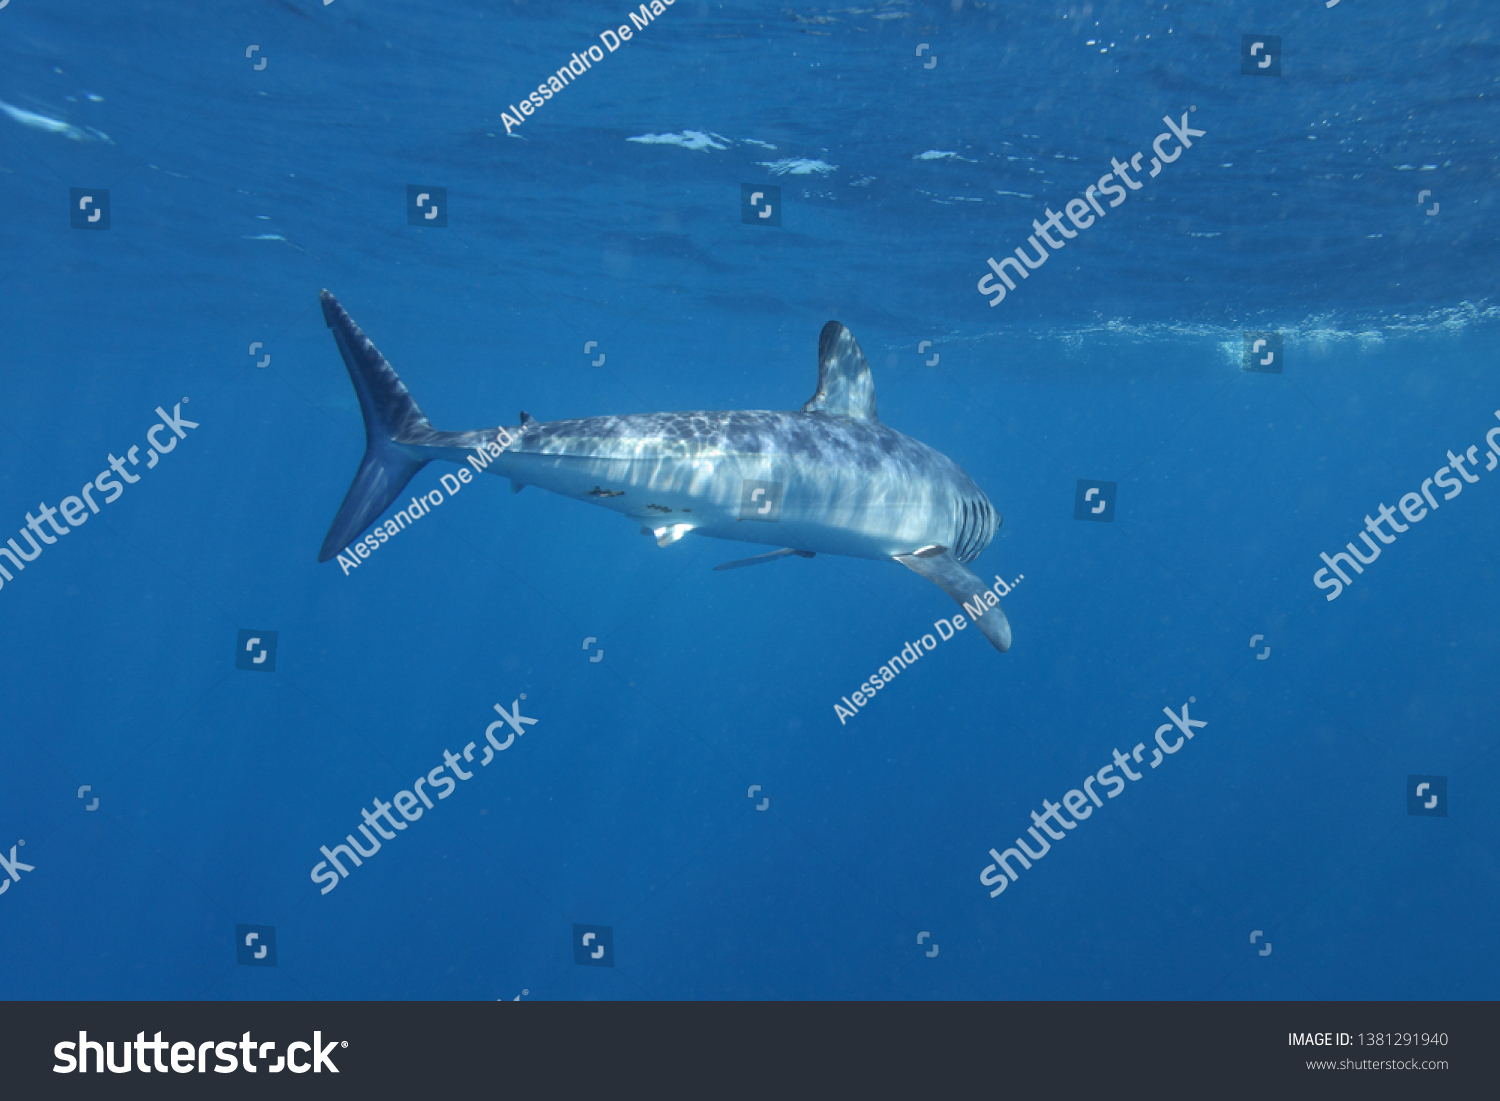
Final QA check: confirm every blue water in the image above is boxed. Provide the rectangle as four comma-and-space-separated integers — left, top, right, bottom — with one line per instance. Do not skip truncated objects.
2, 0, 1498, 1001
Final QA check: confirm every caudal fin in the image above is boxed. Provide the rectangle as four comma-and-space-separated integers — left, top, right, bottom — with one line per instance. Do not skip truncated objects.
316, 291, 436, 561
316, 291, 507, 562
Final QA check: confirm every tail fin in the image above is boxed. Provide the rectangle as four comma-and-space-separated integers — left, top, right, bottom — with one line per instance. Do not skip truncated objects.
317, 291, 433, 561
316, 291, 490, 562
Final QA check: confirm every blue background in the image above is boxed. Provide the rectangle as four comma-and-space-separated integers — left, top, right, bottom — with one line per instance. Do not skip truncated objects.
1, 0, 1497, 1000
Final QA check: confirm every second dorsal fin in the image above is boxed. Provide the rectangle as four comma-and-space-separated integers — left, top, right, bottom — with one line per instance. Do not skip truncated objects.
802, 321, 878, 421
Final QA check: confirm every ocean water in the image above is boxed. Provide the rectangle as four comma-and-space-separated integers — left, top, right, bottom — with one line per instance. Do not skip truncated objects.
1, 0, 1497, 1002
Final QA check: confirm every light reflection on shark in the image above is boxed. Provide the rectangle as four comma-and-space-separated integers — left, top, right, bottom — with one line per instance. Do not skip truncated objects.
316, 291, 1012, 651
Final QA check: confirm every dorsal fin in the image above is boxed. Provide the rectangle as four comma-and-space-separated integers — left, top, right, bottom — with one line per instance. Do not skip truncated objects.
519, 411, 537, 428
802, 321, 878, 421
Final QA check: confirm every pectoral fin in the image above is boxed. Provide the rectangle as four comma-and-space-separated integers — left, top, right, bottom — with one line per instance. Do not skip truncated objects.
713, 548, 815, 572
894, 549, 1011, 652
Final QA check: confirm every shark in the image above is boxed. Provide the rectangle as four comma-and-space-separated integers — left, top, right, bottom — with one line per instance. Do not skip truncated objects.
316, 290, 1012, 651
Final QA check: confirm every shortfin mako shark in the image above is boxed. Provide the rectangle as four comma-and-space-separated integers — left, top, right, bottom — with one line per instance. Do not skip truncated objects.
316, 291, 1012, 651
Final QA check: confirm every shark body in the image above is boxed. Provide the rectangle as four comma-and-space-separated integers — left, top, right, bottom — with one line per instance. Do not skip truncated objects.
317, 291, 1012, 650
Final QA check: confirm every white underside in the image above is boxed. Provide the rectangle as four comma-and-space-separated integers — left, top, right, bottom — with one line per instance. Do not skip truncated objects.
494, 449, 959, 561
